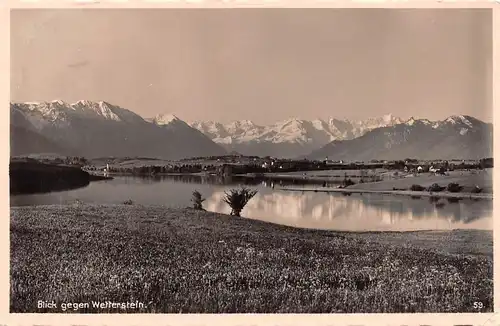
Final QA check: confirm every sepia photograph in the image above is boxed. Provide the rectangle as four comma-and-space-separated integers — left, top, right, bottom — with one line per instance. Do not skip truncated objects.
9, 8, 493, 314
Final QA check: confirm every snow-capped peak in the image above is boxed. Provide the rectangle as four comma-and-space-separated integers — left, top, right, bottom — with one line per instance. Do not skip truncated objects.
73, 100, 93, 106
51, 99, 67, 106
70, 100, 121, 121
282, 117, 303, 123
239, 119, 255, 125
95, 101, 121, 121
445, 115, 473, 128
405, 117, 416, 126
228, 119, 256, 127
445, 116, 459, 124
187, 114, 408, 147
311, 118, 327, 130
152, 113, 180, 125
383, 113, 394, 123
225, 120, 258, 134
189, 120, 223, 128
12, 99, 128, 123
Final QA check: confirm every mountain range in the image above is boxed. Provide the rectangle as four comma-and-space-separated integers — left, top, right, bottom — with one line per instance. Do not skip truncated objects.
307, 115, 493, 161
189, 114, 404, 158
9, 100, 493, 161
10, 100, 226, 159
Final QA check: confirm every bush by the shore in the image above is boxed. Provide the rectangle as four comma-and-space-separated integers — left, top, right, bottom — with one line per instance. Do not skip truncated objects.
428, 183, 446, 192
223, 187, 257, 217
342, 178, 355, 187
447, 183, 464, 193
471, 186, 483, 194
410, 184, 426, 191
191, 190, 206, 210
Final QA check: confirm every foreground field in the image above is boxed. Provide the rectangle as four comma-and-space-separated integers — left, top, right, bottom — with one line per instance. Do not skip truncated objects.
10, 204, 493, 313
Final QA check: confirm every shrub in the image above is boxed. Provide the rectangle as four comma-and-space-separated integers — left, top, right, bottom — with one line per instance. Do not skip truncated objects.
123, 199, 134, 205
191, 190, 206, 210
428, 183, 445, 192
223, 187, 258, 217
471, 186, 483, 194
342, 178, 355, 187
447, 183, 463, 193
410, 184, 426, 191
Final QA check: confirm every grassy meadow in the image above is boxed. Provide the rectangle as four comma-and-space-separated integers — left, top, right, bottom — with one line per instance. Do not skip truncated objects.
10, 204, 493, 313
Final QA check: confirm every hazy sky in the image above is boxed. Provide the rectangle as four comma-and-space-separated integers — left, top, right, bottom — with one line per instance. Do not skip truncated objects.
11, 9, 492, 124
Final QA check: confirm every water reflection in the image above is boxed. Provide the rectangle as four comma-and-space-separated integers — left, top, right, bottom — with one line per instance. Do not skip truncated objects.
123, 174, 325, 187
204, 190, 492, 231
10, 175, 492, 231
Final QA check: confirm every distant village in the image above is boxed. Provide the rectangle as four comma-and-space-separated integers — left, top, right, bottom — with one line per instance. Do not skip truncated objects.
38, 154, 493, 178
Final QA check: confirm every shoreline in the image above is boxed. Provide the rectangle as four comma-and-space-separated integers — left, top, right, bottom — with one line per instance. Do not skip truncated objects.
99, 170, 493, 192
8, 202, 493, 232
86, 171, 210, 177
278, 187, 493, 200
10, 203, 493, 246
10, 204, 493, 313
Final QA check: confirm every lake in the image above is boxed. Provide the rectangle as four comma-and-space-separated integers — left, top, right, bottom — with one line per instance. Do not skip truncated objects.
10, 175, 493, 232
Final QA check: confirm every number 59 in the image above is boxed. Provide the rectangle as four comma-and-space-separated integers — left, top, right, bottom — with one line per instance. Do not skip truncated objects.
473, 301, 484, 309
